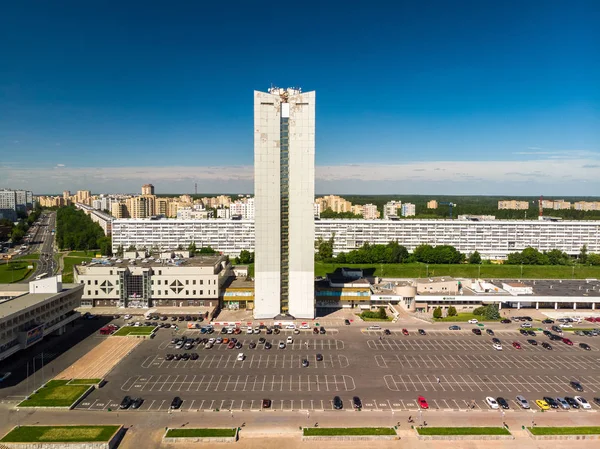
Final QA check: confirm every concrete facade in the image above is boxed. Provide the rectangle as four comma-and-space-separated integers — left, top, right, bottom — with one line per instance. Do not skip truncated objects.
253, 88, 315, 319
111, 218, 600, 259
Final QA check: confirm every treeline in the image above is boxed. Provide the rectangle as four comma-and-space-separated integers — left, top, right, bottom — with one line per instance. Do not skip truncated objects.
56, 207, 111, 254
0, 205, 42, 243
319, 209, 362, 219
507, 246, 600, 266
315, 239, 477, 265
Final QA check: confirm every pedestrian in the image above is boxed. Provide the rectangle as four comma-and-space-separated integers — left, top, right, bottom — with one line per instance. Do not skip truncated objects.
408, 415, 413, 423
436, 377, 440, 383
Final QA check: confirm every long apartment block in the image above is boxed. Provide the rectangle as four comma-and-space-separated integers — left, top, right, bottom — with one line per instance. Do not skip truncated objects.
111, 218, 600, 260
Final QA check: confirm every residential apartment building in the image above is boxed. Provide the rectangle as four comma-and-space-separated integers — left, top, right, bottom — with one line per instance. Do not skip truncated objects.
229, 197, 255, 220
176, 207, 212, 220
363, 203, 380, 220
553, 200, 572, 210
127, 195, 155, 218
498, 200, 529, 210
0, 277, 83, 362
254, 87, 315, 319
141, 184, 155, 195
313, 202, 321, 219
111, 218, 600, 260
110, 202, 130, 219
383, 201, 402, 219
0, 189, 18, 221
315, 195, 353, 214
574, 201, 600, 211
74, 255, 231, 308
76, 190, 91, 205
427, 200, 438, 209
75, 203, 114, 235
351, 204, 363, 216
401, 203, 416, 217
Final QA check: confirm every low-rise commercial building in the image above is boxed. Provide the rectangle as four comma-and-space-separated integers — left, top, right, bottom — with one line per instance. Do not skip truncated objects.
0, 276, 83, 362
74, 255, 231, 308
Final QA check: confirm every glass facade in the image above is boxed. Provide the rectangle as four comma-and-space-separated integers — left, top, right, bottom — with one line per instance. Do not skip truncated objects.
280, 116, 289, 312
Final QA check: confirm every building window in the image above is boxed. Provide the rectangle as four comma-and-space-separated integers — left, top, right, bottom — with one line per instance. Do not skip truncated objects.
157, 280, 161, 285
193, 290, 196, 295
87, 290, 91, 295
193, 280, 196, 285
95, 290, 98, 295
87, 280, 91, 285
186, 280, 189, 285
95, 280, 98, 285
110, 270, 113, 275
200, 280, 203, 285
186, 290, 189, 295
200, 290, 203, 295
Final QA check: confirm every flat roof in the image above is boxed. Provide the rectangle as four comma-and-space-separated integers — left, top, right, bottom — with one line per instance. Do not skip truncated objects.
75, 255, 224, 274
0, 283, 80, 319
489, 279, 600, 298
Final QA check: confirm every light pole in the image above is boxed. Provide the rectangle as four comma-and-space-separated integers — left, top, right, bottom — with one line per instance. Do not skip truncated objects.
520, 264, 523, 278
501, 410, 505, 427
419, 409, 423, 426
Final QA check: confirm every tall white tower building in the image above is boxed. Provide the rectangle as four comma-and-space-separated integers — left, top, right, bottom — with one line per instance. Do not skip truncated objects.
254, 87, 315, 319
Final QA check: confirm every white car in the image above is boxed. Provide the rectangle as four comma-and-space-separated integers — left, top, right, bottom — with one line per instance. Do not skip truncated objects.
493, 343, 503, 351
300, 324, 310, 329
559, 323, 573, 328
254, 327, 261, 334
574, 396, 592, 409
485, 397, 499, 409
246, 327, 253, 334
124, 314, 132, 320
133, 322, 141, 327
468, 319, 478, 324
208, 338, 215, 344
520, 322, 532, 328
278, 342, 286, 349
516, 395, 530, 409
286, 336, 294, 344
236, 353, 245, 361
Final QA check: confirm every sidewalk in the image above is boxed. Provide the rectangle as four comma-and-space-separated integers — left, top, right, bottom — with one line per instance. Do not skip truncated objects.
2, 408, 600, 449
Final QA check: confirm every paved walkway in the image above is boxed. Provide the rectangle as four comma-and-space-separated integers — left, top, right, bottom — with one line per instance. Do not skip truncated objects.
54, 337, 142, 380
2, 407, 600, 449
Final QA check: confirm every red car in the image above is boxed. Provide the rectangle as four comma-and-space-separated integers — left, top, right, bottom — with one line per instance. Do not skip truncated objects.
227, 341, 235, 349
417, 396, 429, 409
562, 338, 573, 345
585, 317, 594, 322
512, 342, 522, 349
402, 329, 409, 336
595, 318, 600, 323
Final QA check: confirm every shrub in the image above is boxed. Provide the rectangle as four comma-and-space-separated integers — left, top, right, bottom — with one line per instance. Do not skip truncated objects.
473, 306, 486, 316
447, 306, 457, 317
432, 307, 442, 319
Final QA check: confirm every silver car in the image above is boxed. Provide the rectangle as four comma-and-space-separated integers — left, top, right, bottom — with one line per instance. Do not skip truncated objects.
555, 397, 570, 410
516, 395, 530, 409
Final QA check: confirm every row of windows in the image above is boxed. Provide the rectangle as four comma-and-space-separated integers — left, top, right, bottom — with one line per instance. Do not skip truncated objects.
151, 289, 216, 296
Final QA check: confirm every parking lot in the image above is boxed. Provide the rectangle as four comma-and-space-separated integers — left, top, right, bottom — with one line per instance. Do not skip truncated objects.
73, 320, 600, 415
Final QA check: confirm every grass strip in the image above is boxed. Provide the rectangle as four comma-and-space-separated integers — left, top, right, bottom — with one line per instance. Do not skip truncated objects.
112, 326, 156, 336
67, 378, 102, 385
166, 428, 236, 438
0, 425, 119, 442
303, 427, 396, 436
528, 427, 600, 436
18, 380, 90, 408
434, 313, 499, 322
0, 261, 35, 283
417, 427, 511, 436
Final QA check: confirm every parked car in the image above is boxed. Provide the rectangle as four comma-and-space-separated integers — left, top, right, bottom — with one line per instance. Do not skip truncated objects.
262, 399, 271, 408
493, 343, 503, 351
170, 396, 183, 409
352, 396, 362, 409
486, 329, 494, 336
512, 342, 521, 349
574, 396, 591, 409
565, 397, 579, 409
516, 395, 530, 409
543, 396, 559, 409
497, 397, 509, 409
485, 397, 499, 409
418, 329, 426, 335
333, 396, 343, 409
520, 322, 532, 328
579, 343, 591, 350
472, 328, 482, 335
384, 329, 392, 335
570, 381, 584, 392
527, 339, 538, 345
402, 328, 409, 335
468, 319, 478, 324
302, 359, 309, 367
264, 342, 272, 349
500, 319, 512, 324
417, 395, 429, 409
131, 397, 144, 409
120, 396, 133, 409
448, 325, 461, 330
535, 399, 550, 410
562, 338, 574, 346
541, 342, 552, 350
316, 353, 323, 361
344, 319, 351, 325
320, 327, 326, 334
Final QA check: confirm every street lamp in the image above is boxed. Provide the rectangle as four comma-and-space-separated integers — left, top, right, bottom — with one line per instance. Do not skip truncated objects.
419, 409, 423, 426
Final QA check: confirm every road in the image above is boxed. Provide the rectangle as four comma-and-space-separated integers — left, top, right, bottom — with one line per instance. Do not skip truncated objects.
19, 211, 57, 282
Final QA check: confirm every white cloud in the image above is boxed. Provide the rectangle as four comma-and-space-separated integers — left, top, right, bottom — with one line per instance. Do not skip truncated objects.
1, 158, 599, 195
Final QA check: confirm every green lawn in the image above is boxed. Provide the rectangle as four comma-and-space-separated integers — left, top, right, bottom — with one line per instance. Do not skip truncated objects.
0, 425, 119, 442
313, 262, 600, 279
303, 427, 396, 436
434, 312, 499, 322
18, 380, 91, 408
417, 427, 511, 436
166, 428, 236, 438
67, 379, 102, 385
0, 261, 35, 283
358, 315, 394, 322
14, 252, 40, 260
112, 326, 156, 337
62, 256, 93, 283
528, 427, 600, 436
68, 250, 100, 257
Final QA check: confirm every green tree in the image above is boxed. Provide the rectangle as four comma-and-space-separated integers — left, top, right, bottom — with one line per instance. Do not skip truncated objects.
473, 306, 485, 316
432, 307, 442, 319
588, 254, 600, 266
468, 251, 482, 264
545, 249, 570, 266
116, 245, 124, 257
377, 307, 387, 319
98, 236, 112, 256
187, 242, 197, 254
315, 236, 334, 262
484, 304, 500, 320
237, 250, 254, 264
447, 306, 457, 317
579, 245, 588, 264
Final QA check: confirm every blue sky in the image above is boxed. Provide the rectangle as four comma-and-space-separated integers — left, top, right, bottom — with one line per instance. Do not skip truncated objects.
1, 0, 599, 195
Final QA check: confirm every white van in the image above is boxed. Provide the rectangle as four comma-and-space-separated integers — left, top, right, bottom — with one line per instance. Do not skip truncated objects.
237, 353, 245, 361
367, 325, 382, 330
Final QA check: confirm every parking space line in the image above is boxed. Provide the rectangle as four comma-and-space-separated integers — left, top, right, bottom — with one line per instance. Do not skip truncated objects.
204, 375, 214, 392
188, 399, 195, 411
